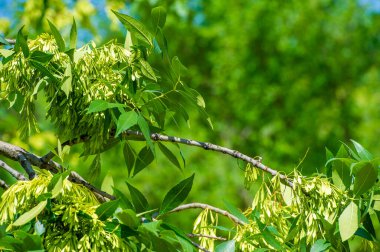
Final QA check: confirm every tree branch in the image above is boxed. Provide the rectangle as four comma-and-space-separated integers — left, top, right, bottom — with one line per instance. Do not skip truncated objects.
187, 233, 227, 241
123, 130, 293, 187
164, 202, 246, 226
0, 140, 114, 201
0, 178, 9, 190
0, 159, 27, 181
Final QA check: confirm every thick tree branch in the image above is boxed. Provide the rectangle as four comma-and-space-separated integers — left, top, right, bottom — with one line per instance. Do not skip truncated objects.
165, 202, 246, 226
0, 140, 114, 201
0, 159, 27, 181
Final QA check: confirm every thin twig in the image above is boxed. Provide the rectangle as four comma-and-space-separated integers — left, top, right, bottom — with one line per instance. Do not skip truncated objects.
165, 202, 246, 226
188, 233, 227, 241
5, 39, 16, 45
0, 178, 9, 190
0, 159, 27, 181
189, 240, 210, 252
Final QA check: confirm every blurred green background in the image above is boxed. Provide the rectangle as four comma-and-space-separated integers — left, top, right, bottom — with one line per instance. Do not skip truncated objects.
1, 0, 380, 230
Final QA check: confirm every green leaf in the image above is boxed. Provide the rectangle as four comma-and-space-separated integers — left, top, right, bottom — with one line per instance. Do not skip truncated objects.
330, 145, 353, 190
126, 182, 149, 213
0, 35, 10, 45
113, 187, 134, 210
373, 195, 380, 211
134, 146, 154, 176
123, 142, 136, 176
12, 201, 47, 227
48, 20, 65, 52
159, 174, 194, 215
87, 100, 127, 114
116, 209, 139, 229
87, 154, 101, 183
215, 240, 236, 252
170, 56, 186, 81
352, 161, 378, 196
339, 201, 359, 241
139, 59, 157, 81
158, 142, 182, 171
116, 111, 138, 137
96, 199, 120, 221
61, 63, 72, 97
8, 91, 24, 112
351, 140, 373, 161
30, 60, 59, 84
223, 200, 249, 224
0, 49, 14, 58
16, 27, 29, 57
112, 10, 153, 47
255, 217, 282, 250
47, 170, 70, 198
310, 239, 331, 252
137, 115, 154, 151
369, 208, 380, 239
30, 51, 54, 63
151, 6, 167, 31
101, 171, 114, 195
69, 18, 77, 49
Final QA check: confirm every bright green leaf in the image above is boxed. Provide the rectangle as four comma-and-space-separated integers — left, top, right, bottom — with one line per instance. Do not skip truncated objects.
87, 154, 101, 183
101, 172, 114, 195
215, 240, 235, 252
223, 200, 249, 224
137, 115, 154, 151
112, 10, 153, 47
30, 60, 59, 84
351, 140, 373, 161
12, 201, 47, 227
16, 27, 29, 57
87, 100, 126, 114
116, 209, 139, 229
116, 111, 138, 137
30, 51, 53, 63
151, 6, 167, 31
159, 174, 194, 215
339, 201, 359, 241
61, 63, 72, 97
0, 49, 14, 58
310, 239, 331, 252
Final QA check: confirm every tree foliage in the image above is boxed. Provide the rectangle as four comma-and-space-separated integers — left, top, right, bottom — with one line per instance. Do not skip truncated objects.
1, 3, 380, 252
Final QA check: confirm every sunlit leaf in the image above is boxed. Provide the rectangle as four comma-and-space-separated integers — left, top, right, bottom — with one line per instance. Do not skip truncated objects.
151, 6, 167, 31
223, 200, 249, 224
339, 201, 358, 241
87, 100, 126, 114
137, 115, 154, 151
215, 240, 236, 252
116, 209, 139, 229
112, 10, 153, 47
351, 139, 373, 161
352, 161, 377, 196
139, 59, 157, 81
310, 239, 331, 252
12, 201, 47, 227
116, 111, 138, 137
61, 63, 72, 97
16, 27, 29, 57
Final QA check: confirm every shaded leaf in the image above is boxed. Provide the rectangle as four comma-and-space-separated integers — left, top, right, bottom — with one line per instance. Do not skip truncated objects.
139, 59, 157, 81
30, 60, 59, 84
137, 115, 154, 151
96, 199, 120, 221
48, 20, 65, 52
61, 63, 72, 97
87, 154, 101, 183
151, 6, 167, 30
126, 182, 149, 213
0, 35, 10, 45
113, 187, 134, 210
16, 27, 29, 57
30, 51, 53, 63
339, 201, 359, 241
352, 161, 378, 196
123, 142, 136, 176
159, 174, 194, 215
134, 146, 154, 176
158, 142, 181, 171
